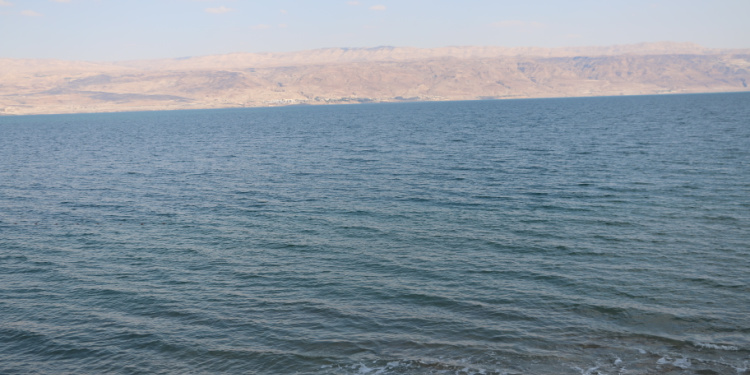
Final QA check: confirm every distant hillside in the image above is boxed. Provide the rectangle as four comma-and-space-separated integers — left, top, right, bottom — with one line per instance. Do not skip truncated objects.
1, 42, 749, 115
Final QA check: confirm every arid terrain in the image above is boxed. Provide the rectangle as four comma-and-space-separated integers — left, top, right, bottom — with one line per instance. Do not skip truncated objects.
1, 42, 748, 115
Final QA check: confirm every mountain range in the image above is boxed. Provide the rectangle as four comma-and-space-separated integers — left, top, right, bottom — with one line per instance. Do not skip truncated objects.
1, 42, 748, 115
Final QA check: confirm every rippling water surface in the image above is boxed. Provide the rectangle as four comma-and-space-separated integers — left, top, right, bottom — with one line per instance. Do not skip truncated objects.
1, 93, 749, 374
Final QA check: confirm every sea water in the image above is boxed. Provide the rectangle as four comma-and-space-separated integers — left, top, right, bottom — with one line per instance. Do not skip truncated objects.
1, 93, 749, 374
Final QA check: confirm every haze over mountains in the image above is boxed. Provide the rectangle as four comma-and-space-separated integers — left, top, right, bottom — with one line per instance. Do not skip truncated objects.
2, 42, 748, 115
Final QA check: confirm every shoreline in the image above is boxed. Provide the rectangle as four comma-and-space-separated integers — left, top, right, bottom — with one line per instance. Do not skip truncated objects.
2, 88, 749, 117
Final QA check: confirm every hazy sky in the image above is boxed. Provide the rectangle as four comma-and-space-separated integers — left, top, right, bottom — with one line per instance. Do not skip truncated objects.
1, 0, 748, 61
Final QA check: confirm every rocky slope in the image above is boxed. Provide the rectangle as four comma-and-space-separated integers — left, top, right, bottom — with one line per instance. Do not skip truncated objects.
1, 42, 748, 115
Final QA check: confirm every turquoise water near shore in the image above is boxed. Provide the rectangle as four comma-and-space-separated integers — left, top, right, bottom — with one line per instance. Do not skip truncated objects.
1, 93, 749, 374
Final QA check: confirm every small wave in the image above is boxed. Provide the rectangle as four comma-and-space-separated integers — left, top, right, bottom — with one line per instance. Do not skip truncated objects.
326, 359, 505, 375
656, 356, 691, 369
694, 342, 740, 351
571, 365, 601, 375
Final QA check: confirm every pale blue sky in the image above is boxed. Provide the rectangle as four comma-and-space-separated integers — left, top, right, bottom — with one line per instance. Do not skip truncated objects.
1, 0, 748, 61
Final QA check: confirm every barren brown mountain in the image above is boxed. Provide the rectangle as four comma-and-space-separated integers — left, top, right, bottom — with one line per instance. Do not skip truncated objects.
2, 42, 748, 115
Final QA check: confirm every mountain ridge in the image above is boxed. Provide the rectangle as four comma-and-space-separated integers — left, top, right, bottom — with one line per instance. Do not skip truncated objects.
2, 42, 749, 115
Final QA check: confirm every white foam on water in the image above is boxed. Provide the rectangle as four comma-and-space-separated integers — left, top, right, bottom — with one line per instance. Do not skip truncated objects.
355, 362, 389, 375
735, 361, 748, 374
672, 357, 691, 369
656, 356, 691, 369
694, 342, 740, 351
341, 359, 502, 375
656, 356, 670, 365
572, 365, 601, 375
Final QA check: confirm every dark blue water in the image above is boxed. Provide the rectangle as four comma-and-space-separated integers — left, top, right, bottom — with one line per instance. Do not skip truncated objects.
1, 93, 749, 374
